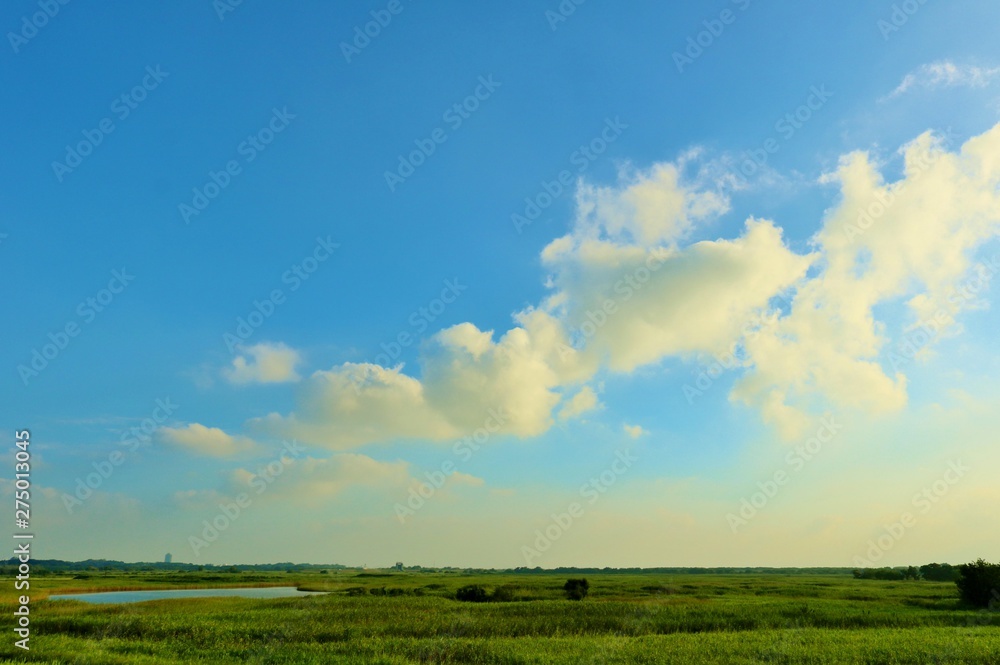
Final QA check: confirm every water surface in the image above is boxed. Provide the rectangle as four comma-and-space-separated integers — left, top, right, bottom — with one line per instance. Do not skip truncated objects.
49, 586, 327, 604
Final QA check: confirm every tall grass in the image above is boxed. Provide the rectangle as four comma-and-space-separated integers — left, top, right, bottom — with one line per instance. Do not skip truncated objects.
2, 572, 998, 663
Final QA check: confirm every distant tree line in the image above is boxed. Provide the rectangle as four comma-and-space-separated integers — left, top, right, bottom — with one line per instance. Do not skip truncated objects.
6, 560, 888, 577
507, 566, 862, 576
852, 563, 961, 582
853, 560, 1000, 609
0, 558, 350, 575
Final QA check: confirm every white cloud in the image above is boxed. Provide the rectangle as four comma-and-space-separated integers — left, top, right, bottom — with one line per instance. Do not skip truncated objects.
543, 217, 811, 373
248, 157, 762, 449
245, 122, 1000, 446
572, 161, 729, 246
558, 386, 601, 420
223, 343, 301, 385
449, 471, 486, 487
883, 60, 1000, 101
159, 424, 256, 457
249, 363, 458, 449
734, 124, 1000, 438
420, 319, 575, 436
623, 424, 647, 439
250, 313, 578, 448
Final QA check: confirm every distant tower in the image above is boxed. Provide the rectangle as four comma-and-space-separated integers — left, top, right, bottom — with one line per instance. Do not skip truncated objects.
394, 561, 403, 571
164, 553, 172, 564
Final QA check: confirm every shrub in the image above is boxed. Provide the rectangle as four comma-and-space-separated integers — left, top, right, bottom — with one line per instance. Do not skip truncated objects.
564, 578, 590, 601
956, 559, 1000, 608
455, 585, 489, 602
491, 585, 517, 602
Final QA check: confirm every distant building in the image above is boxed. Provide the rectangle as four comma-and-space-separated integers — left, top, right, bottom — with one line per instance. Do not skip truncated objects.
394, 561, 403, 571
164, 553, 172, 563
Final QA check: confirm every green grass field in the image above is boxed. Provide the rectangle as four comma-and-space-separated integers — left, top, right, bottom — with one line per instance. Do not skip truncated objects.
3, 571, 999, 663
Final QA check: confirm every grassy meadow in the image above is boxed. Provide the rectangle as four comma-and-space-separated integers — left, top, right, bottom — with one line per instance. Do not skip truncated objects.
2, 570, 999, 663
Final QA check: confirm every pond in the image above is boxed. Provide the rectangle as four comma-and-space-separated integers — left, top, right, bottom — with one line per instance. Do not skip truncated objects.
48, 586, 328, 604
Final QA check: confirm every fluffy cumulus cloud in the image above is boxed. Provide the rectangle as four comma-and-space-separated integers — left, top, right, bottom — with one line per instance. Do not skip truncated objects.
249, 363, 459, 449
558, 386, 601, 420
223, 343, 302, 385
623, 424, 647, 439
249, 161, 785, 449
250, 310, 582, 448
571, 161, 729, 246
733, 124, 1000, 438
159, 424, 257, 457
883, 60, 1000, 101
542, 216, 811, 372
247, 123, 1000, 447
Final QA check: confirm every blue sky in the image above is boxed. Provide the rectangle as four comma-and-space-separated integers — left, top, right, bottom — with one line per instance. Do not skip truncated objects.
2, 0, 1000, 568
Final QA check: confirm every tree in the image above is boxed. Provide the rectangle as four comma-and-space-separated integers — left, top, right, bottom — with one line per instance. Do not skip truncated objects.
920, 563, 960, 582
564, 578, 590, 601
956, 559, 1000, 608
